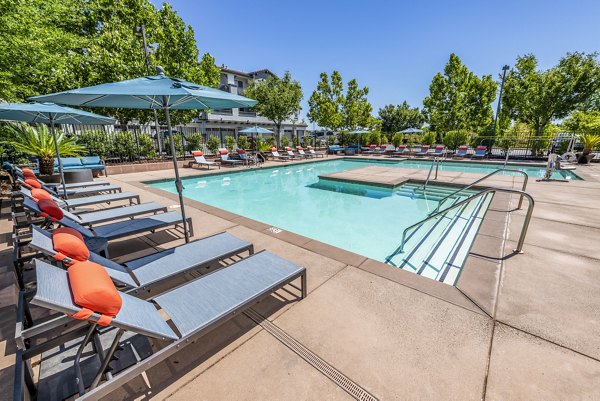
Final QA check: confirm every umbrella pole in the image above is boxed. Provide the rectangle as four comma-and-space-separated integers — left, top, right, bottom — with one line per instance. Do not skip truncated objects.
50, 119, 68, 199
164, 103, 190, 243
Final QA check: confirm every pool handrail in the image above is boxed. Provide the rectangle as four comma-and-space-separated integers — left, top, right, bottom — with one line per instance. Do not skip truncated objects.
391, 187, 534, 257
430, 168, 528, 214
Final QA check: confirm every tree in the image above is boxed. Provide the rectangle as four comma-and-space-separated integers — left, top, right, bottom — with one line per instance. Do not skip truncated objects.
423, 53, 497, 135
562, 110, 600, 135
0, 0, 220, 125
243, 71, 303, 148
501, 52, 600, 136
308, 71, 372, 132
378, 101, 425, 134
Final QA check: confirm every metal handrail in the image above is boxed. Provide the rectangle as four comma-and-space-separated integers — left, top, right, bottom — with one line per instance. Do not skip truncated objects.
422, 157, 438, 190
503, 148, 510, 167
395, 187, 534, 255
431, 168, 528, 214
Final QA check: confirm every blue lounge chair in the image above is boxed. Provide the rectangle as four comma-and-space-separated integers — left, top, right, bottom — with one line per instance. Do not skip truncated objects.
415, 145, 430, 157
21, 197, 192, 256
472, 146, 488, 159
16, 255, 305, 400
237, 149, 258, 165
390, 145, 408, 157
219, 149, 243, 167
430, 145, 445, 157
453, 146, 469, 158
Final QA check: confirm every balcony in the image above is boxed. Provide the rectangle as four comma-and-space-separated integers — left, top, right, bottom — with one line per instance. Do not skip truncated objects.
211, 109, 233, 116
239, 110, 256, 117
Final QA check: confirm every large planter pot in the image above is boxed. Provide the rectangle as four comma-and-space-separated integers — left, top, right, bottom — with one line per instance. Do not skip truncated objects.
38, 157, 55, 175
577, 153, 594, 164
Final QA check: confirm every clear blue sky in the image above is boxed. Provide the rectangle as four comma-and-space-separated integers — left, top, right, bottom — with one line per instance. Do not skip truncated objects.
152, 0, 600, 123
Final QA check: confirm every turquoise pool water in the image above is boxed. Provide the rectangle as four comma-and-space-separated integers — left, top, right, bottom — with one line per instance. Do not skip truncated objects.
150, 158, 570, 268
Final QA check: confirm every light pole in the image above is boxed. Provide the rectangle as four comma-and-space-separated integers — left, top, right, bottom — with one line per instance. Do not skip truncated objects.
134, 25, 163, 159
493, 65, 510, 137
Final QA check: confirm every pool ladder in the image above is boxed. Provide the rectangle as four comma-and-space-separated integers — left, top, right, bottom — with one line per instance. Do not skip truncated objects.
385, 187, 535, 266
422, 154, 448, 191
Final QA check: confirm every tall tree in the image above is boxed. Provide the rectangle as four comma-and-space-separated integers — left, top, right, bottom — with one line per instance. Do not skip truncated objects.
0, 0, 220, 125
501, 52, 600, 136
423, 53, 497, 134
378, 101, 425, 134
243, 71, 303, 148
308, 70, 372, 131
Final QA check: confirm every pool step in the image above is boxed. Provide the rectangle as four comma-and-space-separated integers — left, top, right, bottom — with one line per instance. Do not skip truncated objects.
385, 193, 492, 285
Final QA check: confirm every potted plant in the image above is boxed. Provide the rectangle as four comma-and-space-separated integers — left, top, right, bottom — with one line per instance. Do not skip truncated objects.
577, 133, 600, 164
5, 122, 84, 175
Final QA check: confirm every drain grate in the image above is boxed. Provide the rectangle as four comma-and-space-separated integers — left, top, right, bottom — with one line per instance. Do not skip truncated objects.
244, 308, 379, 401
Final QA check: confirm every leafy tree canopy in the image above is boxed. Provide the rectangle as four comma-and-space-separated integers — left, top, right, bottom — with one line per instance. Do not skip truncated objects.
501, 52, 600, 136
0, 0, 220, 125
308, 71, 372, 132
378, 101, 425, 134
243, 71, 303, 148
423, 53, 497, 135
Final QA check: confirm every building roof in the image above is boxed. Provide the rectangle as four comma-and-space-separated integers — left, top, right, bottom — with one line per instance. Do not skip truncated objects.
220, 66, 277, 79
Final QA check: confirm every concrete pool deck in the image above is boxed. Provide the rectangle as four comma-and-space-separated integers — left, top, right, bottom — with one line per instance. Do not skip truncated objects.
1, 155, 600, 400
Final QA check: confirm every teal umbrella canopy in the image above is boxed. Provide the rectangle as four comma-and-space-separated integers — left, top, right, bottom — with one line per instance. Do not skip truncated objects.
30, 74, 257, 110
0, 102, 115, 199
238, 125, 273, 135
348, 129, 370, 134
0, 102, 116, 125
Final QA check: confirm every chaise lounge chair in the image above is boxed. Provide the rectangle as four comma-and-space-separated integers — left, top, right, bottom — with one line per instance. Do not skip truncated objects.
307, 146, 324, 158
237, 149, 258, 166
472, 146, 488, 159
20, 198, 192, 256
271, 148, 290, 161
430, 145, 445, 157
17, 186, 140, 211
16, 174, 121, 198
12, 165, 112, 189
218, 149, 243, 167
375, 145, 389, 155
189, 151, 219, 170
389, 145, 408, 157
453, 146, 469, 158
25, 225, 253, 295
15, 255, 306, 400
414, 145, 430, 157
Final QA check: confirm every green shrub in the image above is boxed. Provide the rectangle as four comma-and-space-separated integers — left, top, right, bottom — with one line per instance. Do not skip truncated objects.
327, 135, 335, 145
138, 134, 156, 159
292, 134, 299, 147
421, 131, 437, 146
281, 135, 290, 148
237, 135, 249, 150
206, 135, 220, 154
112, 132, 137, 160
185, 132, 203, 152
442, 131, 470, 150
381, 134, 388, 145
165, 133, 184, 157
391, 133, 403, 148
77, 130, 110, 157
225, 135, 236, 151
265, 136, 276, 148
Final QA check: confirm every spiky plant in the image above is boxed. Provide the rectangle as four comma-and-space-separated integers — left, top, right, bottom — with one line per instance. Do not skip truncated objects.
4, 122, 85, 175
579, 133, 600, 154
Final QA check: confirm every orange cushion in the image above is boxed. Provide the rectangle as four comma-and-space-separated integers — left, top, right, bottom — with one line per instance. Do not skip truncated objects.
477, 146, 487, 150
37, 199, 64, 220
271, 147, 277, 152
285, 147, 291, 151
53, 227, 89, 262
370, 145, 376, 148
22, 168, 35, 175
31, 188, 53, 201
192, 151, 203, 157
296, 146, 303, 150
24, 178, 42, 189
237, 149, 246, 154
219, 149, 228, 155
68, 260, 122, 317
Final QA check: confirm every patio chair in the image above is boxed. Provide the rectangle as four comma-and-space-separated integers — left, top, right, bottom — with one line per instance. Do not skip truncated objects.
472, 146, 488, 159
271, 147, 290, 161
15, 256, 306, 400
21, 197, 192, 256
25, 225, 253, 296
296, 146, 312, 158
19, 189, 168, 227
189, 151, 219, 170
283, 147, 298, 159
218, 149, 243, 167
414, 145, 430, 157
13, 165, 111, 189
389, 145, 408, 157
237, 149, 258, 165
429, 145, 445, 157
16, 174, 121, 198
453, 146, 469, 158
17, 185, 140, 211
375, 145, 388, 155
307, 146, 324, 158
364, 144, 377, 154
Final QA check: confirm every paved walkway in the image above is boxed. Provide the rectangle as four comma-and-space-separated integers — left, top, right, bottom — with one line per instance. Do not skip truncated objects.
1, 156, 599, 400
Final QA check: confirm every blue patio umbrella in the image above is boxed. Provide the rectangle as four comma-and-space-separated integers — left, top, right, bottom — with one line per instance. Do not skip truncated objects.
0, 102, 116, 198
349, 129, 370, 153
238, 125, 273, 135
399, 128, 424, 134
31, 69, 257, 242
